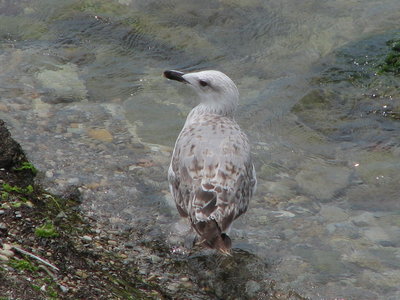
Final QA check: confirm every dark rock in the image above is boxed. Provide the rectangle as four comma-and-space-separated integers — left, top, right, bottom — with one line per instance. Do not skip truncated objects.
0, 120, 35, 187
0, 120, 26, 170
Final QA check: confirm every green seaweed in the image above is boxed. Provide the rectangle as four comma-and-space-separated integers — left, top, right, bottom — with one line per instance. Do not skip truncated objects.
379, 37, 400, 75
35, 221, 60, 238
9, 259, 39, 272
13, 162, 38, 175
2, 183, 34, 194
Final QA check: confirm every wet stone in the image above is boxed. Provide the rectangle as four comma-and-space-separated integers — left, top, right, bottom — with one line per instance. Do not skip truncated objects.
351, 212, 377, 227
319, 205, 349, 222
0, 249, 14, 257
0, 254, 9, 261
86, 128, 113, 143
295, 161, 351, 201
245, 280, 261, 297
81, 235, 93, 242
149, 255, 162, 264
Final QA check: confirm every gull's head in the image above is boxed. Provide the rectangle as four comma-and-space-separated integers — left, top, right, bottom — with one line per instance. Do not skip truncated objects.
164, 69, 239, 115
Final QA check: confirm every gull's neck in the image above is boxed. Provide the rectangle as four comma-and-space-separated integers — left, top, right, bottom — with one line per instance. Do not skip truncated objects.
184, 101, 236, 126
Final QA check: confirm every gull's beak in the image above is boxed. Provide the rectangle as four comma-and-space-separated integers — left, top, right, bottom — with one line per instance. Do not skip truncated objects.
164, 70, 188, 83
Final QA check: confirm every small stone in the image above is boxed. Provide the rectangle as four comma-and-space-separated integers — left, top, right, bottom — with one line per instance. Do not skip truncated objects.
150, 255, 162, 263
180, 277, 190, 282
245, 280, 261, 297
25, 201, 34, 208
81, 235, 93, 242
107, 240, 117, 246
125, 242, 135, 249
87, 128, 113, 142
56, 211, 67, 219
0, 210, 5, 215
0, 254, 9, 261
352, 212, 376, 227
3, 244, 12, 250
76, 270, 89, 279
319, 205, 348, 222
45, 170, 54, 178
0, 103, 9, 112
364, 227, 390, 243
0, 223, 6, 230
59, 285, 69, 293
167, 283, 179, 292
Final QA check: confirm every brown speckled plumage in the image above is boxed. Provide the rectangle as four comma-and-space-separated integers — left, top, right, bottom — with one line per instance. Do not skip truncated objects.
165, 70, 256, 254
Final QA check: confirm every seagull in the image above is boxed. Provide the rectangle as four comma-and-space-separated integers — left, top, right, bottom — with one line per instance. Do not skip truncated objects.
164, 69, 256, 254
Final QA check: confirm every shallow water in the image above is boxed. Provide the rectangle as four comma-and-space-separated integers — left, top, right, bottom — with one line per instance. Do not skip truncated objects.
1, 0, 400, 299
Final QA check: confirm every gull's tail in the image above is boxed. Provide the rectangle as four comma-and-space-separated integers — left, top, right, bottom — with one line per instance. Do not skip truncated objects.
192, 219, 232, 255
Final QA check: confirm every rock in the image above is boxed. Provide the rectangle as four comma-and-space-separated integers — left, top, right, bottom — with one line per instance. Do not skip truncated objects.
81, 235, 93, 242
0, 120, 27, 169
319, 205, 349, 222
364, 227, 390, 243
351, 212, 377, 227
245, 280, 261, 297
36, 63, 87, 102
0, 103, 9, 112
0, 254, 9, 261
149, 255, 162, 264
166, 283, 178, 292
76, 270, 89, 279
87, 128, 113, 142
59, 284, 69, 293
295, 160, 351, 201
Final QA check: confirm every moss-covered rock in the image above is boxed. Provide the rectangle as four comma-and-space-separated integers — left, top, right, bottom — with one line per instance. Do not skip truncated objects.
379, 38, 400, 75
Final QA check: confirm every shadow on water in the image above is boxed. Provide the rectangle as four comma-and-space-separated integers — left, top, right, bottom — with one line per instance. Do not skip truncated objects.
172, 248, 307, 300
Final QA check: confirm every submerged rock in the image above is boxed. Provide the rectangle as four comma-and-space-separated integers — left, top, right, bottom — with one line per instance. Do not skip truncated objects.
36, 63, 87, 103
295, 159, 351, 201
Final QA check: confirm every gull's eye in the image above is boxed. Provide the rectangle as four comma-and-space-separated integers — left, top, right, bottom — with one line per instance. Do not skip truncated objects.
199, 80, 208, 87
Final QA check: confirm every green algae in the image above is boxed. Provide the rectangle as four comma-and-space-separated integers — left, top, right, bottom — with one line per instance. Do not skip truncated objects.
379, 38, 400, 75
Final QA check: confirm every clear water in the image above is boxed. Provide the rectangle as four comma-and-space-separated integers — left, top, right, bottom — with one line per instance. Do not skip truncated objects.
1, 0, 400, 299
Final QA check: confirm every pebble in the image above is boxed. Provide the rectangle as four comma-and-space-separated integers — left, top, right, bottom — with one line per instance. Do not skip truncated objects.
0, 222, 7, 230
59, 284, 69, 293
364, 227, 390, 243
166, 283, 179, 292
150, 254, 162, 263
124, 242, 135, 249
0, 103, 9, 112
87, 128, 113, 142
351, 212, 376, 227
76, 270, 89, 279
0, 210, 5, 215
3, 244, 12, 250
180, 277, 190, 282
319, 205, 348, 222
0, 254, 9, 261
81, 235, 93, 242
245, 280, 261, 297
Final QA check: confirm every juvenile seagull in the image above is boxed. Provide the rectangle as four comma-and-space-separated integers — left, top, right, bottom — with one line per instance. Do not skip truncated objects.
164, 69, 256, 254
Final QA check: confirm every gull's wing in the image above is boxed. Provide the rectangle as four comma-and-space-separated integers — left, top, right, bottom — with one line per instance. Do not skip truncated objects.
168, 114, 256, 232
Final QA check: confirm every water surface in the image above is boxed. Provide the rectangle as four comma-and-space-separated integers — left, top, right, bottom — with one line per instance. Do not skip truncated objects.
1, 0, 400, 299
